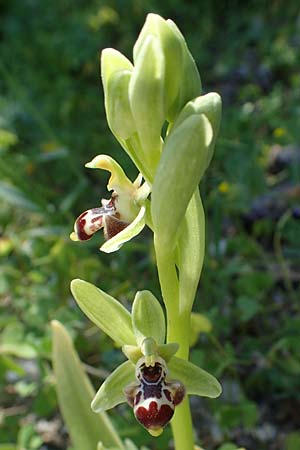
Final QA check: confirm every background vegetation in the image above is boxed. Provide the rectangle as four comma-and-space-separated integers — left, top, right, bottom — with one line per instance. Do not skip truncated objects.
0, 1, 299, 449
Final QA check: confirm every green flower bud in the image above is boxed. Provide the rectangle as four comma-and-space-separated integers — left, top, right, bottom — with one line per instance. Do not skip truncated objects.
166, 20, 202, 120
101, 49, 136, 141
151, 92, 221, 250
173, 92, 222, 168
129, 34, 165, 176
152, 113, 213, 250
133, 14, 201, 122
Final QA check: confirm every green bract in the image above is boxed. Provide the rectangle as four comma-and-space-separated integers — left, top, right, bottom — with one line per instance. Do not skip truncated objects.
70, 279, 221, 417
151, 92, 221, 253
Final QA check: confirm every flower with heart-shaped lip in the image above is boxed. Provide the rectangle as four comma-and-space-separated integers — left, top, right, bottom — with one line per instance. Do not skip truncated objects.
70, 155, 150, 253
70, 279, 222, 437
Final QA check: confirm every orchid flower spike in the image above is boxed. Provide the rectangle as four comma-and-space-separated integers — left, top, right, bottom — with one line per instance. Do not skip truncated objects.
70, 280, 222, 436
70, 155, 150, 253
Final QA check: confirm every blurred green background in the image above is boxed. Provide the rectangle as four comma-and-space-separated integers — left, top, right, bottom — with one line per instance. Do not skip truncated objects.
0, 0, 300, 449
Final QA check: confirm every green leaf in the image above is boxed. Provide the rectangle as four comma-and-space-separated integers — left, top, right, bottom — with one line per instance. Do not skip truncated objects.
177, 190, 205, 311
218, 445, 240, 450
0, 181, 41, 212
168, 357, 222, 398
71, 279, 136, 346
51, 321, 124, 450
237, 296, 261, 322
100, 206, 146, 254
152, 114, 213, 251
0, 342, 37, 359
285, 432, 300, 450
0, 445, 18, 450
91, 361, 135, 413
132, 290, 165, 345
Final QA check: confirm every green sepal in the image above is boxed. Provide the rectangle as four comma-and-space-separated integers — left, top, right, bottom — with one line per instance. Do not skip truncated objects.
168, 357, 222, 398
132, 290, 166, 346
129, 34, 165, 176
100, 205, 146, 254
70, 279, 136, 346
152, 114, 213, 250
101, 48, 133, 93
51, 321, 124, 450
105, 69, 136, 140
91, 361, 135, 413
166, 20, 202, 121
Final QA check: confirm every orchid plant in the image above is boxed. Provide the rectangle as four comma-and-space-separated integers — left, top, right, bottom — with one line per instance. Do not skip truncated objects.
52, 13, 223, 450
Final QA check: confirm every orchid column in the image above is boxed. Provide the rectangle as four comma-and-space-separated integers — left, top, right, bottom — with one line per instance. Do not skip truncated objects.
69, 13, 222, 450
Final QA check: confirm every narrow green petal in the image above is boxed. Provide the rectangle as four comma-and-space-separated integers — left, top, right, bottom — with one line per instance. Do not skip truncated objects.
70, 279, 136, 346
168, 357, 222, 398
91, 361, 135, 413
157, 342, 179, 361
132, 290, 166, 346
100, 205, 146, 253
85, 154, 133, 193
122, 344, 142, 363
51, 321, 124, 450
152, 114, 213, 250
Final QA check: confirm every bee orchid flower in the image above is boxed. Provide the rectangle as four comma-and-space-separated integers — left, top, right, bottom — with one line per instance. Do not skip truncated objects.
70, 155, 150, 253
71, 279, 222, 437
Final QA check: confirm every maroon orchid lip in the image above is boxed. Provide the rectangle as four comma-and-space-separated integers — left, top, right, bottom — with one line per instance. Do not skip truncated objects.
124, 358, 185, 433
135, 401, 174, 430
73, 194, 129, 242
75, 208, 106, 241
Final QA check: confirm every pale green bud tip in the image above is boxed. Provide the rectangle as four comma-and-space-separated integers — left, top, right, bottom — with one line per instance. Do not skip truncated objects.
101, 48, 133, 89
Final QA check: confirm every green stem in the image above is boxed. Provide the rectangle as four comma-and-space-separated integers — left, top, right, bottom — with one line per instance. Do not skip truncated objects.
171, 398, 194, 450
154, 237, 194, 450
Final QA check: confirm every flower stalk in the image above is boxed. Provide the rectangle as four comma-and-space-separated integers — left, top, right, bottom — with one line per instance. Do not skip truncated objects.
57, 12, 223, 450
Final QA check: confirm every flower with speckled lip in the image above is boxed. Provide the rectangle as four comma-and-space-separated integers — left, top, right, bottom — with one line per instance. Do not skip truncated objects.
70, 279, 222, 437
70, 154, 150, 253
